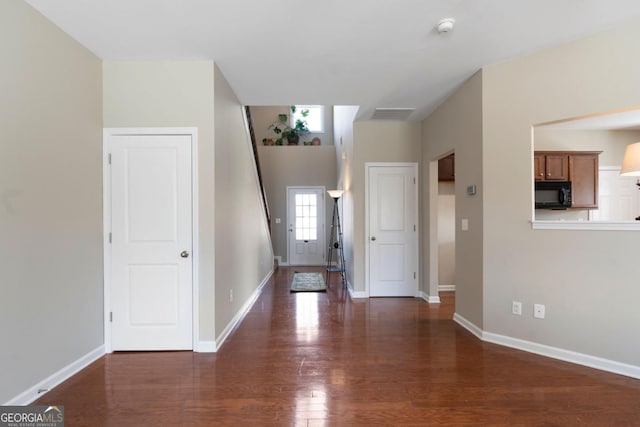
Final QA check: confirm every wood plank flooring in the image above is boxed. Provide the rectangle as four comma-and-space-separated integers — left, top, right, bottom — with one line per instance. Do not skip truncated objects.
36, 267, 640, 426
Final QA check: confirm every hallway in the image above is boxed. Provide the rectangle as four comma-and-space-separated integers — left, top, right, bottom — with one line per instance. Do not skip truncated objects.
36, 267, 640, 425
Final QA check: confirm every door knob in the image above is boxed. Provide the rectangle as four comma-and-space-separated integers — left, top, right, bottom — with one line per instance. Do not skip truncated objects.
180, 250, 190, 258
371, 236, 377, 241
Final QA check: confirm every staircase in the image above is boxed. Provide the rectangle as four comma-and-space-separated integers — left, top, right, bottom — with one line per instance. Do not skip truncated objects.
244, 106, 271, 232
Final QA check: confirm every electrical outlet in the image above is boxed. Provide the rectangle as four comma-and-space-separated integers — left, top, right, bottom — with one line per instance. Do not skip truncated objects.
229, 289, 233, 303
534, 303, 545, 319
512, 301, 522, 316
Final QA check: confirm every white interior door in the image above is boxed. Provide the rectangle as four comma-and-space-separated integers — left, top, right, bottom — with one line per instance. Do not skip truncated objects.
368, 164, 418, 297
109, 134, 193, 350
287, 187, 325, 266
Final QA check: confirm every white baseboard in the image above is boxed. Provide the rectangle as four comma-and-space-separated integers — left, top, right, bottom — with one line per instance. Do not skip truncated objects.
438, 284, 456, 292
483, 331, 640, 380
274, 256, 289, 267
453, 313, 640, 380
5, 345, 105, 405
195, 341, 217, 353
347, 283, 368, 299
213, 268, 274, 352
453, 313, 483, 340
418, 291, 441, 304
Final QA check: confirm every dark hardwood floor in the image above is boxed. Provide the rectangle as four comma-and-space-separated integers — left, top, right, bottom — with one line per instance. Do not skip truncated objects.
36, 267, 640, 426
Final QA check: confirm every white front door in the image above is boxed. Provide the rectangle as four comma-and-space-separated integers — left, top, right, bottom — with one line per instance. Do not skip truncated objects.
108, 133, 193, 350
368, 164, 418, 297
287, 187, 325, 266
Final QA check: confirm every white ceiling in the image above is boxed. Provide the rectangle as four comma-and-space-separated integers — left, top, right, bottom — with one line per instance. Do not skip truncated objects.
25, 0, 640, 121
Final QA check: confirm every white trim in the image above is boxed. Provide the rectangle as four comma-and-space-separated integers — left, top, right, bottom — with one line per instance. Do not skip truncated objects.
286, 186, 326, 266
103, 127, 200, 353
196, 341, 217, 353
365, 163, 419, 297
453, 313, 484, 340
483, 332, 640, 380
453, 313, 640, 380
531, 220, 640, 231
348, 287, 369, 299
213, 268, 274, 352
419, 291, 441, 304
600, 165, 622, 170
274, 256, 290, 267
4, 345, 105, 405
438, 284, 456, 292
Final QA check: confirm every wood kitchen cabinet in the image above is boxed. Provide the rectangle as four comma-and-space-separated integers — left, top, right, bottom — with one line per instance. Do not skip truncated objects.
534, 151, 601, 208
534, 153, 569, 181
569, 153, 600, 208
438, 154, 455, 181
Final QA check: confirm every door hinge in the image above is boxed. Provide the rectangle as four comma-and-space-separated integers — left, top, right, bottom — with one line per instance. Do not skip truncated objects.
414, 224, 416, 232
108, 232, 112, 243
108, 153, 112, 165
414, 177, 416, 184
109, 312, 113, 322
414, 272, 416, 279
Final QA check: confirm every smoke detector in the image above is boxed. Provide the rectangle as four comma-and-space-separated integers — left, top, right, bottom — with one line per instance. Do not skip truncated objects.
437, 18, 455, 34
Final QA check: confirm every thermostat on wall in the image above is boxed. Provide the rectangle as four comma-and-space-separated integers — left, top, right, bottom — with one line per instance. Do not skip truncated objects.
466, 185, 477, 196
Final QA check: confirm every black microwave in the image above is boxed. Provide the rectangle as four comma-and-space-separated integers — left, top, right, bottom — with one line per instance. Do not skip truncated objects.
535, 181, 572, 209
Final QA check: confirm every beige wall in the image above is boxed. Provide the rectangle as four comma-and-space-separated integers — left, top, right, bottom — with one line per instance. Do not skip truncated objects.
213, 65, 274, 339
333, 107, 359, 288
482, 19, 640, 365
351, 121, 421, 293
0, 1, 103, 403
251, 105, 335, 145
257, 146, 337, 263
421, 71, 484, 325
103, 60, 217, 341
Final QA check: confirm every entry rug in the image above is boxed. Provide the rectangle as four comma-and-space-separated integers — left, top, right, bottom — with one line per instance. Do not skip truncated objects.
290, 272, 327, 293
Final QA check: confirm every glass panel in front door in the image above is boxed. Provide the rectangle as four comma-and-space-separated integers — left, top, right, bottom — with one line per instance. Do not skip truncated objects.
295, 193, 318, 241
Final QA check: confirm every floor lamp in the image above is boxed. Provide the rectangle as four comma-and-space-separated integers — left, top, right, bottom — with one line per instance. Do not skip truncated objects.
326, 190, 347, 289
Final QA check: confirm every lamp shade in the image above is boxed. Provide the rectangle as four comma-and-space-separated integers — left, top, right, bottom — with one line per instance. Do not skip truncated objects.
621, 142, 640, 176
327, 190, 344, 199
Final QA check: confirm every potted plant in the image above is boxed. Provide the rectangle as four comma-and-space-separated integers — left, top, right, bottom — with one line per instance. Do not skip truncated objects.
267, 106, 310, 145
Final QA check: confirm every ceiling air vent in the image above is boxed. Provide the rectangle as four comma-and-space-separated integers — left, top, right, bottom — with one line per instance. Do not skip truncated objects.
371, 108, 416, 121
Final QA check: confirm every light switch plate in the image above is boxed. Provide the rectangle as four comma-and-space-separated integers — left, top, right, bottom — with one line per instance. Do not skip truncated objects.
461, 218, 469, 231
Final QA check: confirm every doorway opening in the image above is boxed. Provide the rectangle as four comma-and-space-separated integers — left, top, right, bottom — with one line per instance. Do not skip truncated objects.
287, 186, 326, 266
437, 153, 456, 294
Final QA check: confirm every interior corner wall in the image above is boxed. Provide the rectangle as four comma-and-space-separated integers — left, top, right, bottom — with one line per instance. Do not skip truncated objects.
482, 18, 640, 366
102, 60, 217, 342
333, 106, 359, 290
351, 121, 421, 293
421, 71, 484, 326
257, 146, 337, 264
0, 1, 103, 403
213, 65, 274, 339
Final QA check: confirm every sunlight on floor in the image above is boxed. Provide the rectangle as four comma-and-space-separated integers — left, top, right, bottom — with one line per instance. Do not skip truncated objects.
295, 293, 319, 343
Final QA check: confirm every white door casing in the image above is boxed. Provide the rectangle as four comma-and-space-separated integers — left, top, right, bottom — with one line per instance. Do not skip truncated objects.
104, 128, 198, 352
367, 164, 418, 297
287, 187, 326, 266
